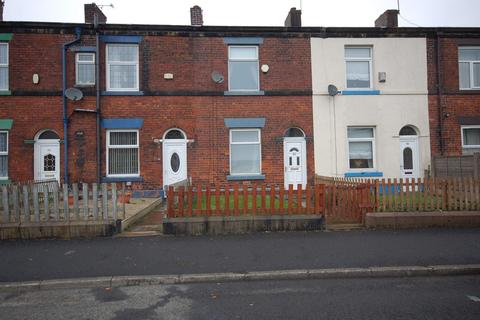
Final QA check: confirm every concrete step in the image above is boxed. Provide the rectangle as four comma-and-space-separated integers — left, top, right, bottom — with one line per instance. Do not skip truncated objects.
115, 230, 163, 238
325, 223, 364, 231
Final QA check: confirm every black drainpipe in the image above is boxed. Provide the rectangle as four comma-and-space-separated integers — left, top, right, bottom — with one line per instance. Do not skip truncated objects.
435, 31, 444, 155
95, 17, 102, 183
62, 27, 82, 185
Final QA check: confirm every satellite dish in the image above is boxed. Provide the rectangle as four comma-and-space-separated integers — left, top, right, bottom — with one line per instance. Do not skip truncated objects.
211, 71, 224, 84
65, 87, 84, 101
328, 84, 338, 96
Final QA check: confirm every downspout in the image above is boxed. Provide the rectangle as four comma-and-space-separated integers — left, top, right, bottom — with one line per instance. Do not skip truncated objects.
435, 31, 444, 155
62, 27, 82, 184
95, 17, 102, 183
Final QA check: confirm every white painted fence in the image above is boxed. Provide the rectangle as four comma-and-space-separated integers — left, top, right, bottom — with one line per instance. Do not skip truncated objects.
0, 182, 126, 224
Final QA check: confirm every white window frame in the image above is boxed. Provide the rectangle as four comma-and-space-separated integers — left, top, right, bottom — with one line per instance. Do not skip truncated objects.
0, 131, 8, 179
459, 47, 480, 90
347, 126, 376, 171
345, 46, 373, 90
229, 128, 262, 176
461, 125, 480, 148
106, 44, 139, 92
228, 46, 260, 92
75, 52, 95, 86
106, 129, 140, 177
0, 43, 8, 91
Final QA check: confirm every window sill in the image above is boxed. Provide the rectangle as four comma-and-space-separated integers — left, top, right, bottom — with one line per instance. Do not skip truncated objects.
227, 174, 265, 181
75, 84, 95, 88
344, 171, 383, 178
102, 176, 144, 183
0, 90, 12, 96
0, 179, 11, 184
341, 90, 380, 95
101, 91, 144, 96
224, 91, 265, 96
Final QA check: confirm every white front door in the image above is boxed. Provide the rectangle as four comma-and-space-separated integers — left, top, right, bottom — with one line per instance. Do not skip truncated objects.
400, 137, 419, 178
284, 138, 307, 190
163, 140, 187, 189
34, 140, 60, 182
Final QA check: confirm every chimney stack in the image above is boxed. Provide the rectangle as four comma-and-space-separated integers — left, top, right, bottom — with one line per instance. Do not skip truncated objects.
374, 9, 399, 28
190, 5, 203, 26
84, 3, 107, 24
0, 1, 5, 22
285, 7, 302, 27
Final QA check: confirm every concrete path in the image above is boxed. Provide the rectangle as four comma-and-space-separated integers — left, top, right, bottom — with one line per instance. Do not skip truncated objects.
1, 228, 479, 283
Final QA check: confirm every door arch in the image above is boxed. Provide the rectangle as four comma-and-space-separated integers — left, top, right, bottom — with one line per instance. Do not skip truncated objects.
399, 125, 419, 178
34, 130, 60, 182
162, 128, 188, 189
283, 127, 307, 190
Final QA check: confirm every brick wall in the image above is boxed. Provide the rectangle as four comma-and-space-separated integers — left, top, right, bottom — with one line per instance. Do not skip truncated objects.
427, 36, 480, 156
0, 29, 314, 188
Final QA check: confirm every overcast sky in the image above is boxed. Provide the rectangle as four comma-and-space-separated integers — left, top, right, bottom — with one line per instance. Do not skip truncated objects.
3, 0, 480, 27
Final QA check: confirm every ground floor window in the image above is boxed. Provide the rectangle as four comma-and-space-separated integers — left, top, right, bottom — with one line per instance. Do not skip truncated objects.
106, 130, 139, 177
229, 129, 261, 175
0, 131, 7, 178
347, 127, 375, 169
462, 125, 480, 154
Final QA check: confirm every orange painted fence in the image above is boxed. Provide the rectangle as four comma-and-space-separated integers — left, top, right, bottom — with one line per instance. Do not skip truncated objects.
167, 177, 480, 223
166, 183, 372, 224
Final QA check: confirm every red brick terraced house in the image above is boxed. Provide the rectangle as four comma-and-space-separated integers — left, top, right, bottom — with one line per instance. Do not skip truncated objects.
428, 28, 480, 158
0, 5, 314, 194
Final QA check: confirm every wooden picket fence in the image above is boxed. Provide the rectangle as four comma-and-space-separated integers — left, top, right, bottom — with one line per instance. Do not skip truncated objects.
0, 182, 127, 224
166, 183, 373, 224
167, 177, 480, 224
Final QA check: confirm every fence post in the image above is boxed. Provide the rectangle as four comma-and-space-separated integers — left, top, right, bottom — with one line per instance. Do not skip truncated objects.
178, 186, 185, 217
22, 185, 30, 223
12, 186, 20, 222
83, 183, 89, 220
101, 183, 108, 220
92, 183, 98, 220
63, 184, 69, 221
167, 186, 174, 218
112, 183, 117, 221
43, 187, 49, 221
252, 183, 257, 216
2, 185, 9, 223
474, 153, 480, 178
224, 185, 230, 216
52, 184, 59, 220
72, 183, 79, 220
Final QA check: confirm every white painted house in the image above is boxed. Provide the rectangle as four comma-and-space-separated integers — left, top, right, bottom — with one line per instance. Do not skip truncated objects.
311, 37, 431, 179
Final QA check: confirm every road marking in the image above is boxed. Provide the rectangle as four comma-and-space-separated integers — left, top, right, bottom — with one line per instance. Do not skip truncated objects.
467, 295, 480, 302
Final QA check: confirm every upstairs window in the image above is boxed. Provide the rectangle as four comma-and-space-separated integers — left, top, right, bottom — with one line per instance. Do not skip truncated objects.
0, 131, 8, 179
228, 46, 259, 91
106, 44, 139, 91
459, 47, 480, 90
0, 43, 8, 91
345, 47, 372, 89
347, 127, 375, 170
76, 53, 95, 85
107, 130, 139, 177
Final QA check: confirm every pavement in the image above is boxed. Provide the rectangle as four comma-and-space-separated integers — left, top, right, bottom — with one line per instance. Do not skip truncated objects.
1, 276, 480, 319
1, 228, 480, 286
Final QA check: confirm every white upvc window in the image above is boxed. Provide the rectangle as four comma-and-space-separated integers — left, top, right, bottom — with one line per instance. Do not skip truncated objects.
228, 46, 259, 91
0, 131, 8, 179
229, 129, 261, 175
76, 52, 95, 85
0, 43, 8, 91
459, 47, 480, 90
461, 125, 480, 148
345, 47, 372, 89
347, 127, 375, 170
106, 44, 139, 91
106, 130, 139, 177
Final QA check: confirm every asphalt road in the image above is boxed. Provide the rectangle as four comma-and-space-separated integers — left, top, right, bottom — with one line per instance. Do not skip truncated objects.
1, 228, 480, 282
1, 276, 480, 319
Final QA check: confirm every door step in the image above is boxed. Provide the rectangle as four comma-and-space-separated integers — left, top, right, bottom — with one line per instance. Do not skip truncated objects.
325, 223, 364, 231
116, 230, 163, 238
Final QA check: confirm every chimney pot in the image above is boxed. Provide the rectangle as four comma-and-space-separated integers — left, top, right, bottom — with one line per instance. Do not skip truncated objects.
285, 7, 302, 27
190, 5, 203, 26
84, 3, 107, 24
375, 9, 399, 28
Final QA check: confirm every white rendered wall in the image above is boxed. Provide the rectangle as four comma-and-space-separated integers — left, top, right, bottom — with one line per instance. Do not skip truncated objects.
311, 38, 431, 178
